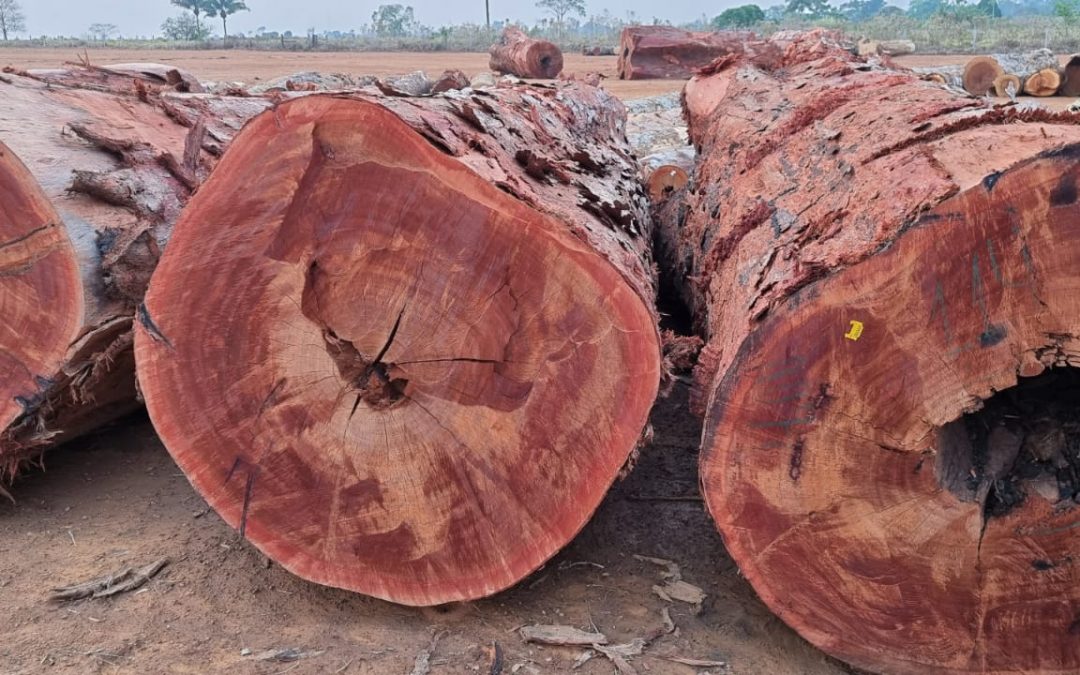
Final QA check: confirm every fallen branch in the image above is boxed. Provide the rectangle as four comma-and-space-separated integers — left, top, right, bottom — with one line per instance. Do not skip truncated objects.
50, 558, 168, 601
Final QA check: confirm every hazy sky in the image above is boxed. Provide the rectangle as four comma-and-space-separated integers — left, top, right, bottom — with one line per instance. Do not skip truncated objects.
23, 0, 742, 38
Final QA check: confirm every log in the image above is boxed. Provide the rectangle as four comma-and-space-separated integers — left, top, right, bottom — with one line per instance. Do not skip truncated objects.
1023, 67, 1062, 97
992, 72, 1020, 98
1062, 54, 1080, 97
582, 46, 616, 56
669, 31, 1080, 674
962, 55, 1004, 96
133, 85, 661, 605
876, 38, 915, 56
616, 26, 753, 80
0, 64, 270, 474
488, 26, 563, 79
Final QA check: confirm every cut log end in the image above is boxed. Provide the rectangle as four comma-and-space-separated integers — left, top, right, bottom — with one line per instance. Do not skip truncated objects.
963, 56, 1004, 96
1062, 55, 1080, 97
134, 96, 660, 606
701, 149, 1080, 673
488, 27, 564, 79
646, 165, 689, 202
992, 73, 1021, 98
0, 142, 81, 473
1023, 68, 1062, 97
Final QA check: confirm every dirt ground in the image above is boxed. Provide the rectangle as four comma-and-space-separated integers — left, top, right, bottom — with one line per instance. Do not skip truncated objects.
0, 384, 849, 675
0, 49, 681, 100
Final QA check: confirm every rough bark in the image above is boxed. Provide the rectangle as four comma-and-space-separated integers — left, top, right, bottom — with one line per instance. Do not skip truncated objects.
1062, 54, 1080, 96
133, 84, 661, 606
488, 26, 563, 79
0, 64, 271, 475
667, 31, 1080, 674
616, 26, 753, 80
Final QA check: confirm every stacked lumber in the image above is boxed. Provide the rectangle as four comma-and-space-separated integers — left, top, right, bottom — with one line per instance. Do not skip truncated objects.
0, 64, 269, 475
616, 26, 753, 80
489, 26, 563, 78
667, 30, 1080, 674
133, 84, 661, 605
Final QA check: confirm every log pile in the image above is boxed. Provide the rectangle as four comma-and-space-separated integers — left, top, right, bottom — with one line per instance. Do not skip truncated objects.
488, 26, 563, 78
666, 30, 1080, 673
920, 49, 1066, 97
0, 64, 270, 475
133, 84, 661, 606
616, 26, 753, 80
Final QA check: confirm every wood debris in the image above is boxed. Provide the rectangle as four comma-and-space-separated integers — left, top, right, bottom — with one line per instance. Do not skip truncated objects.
249, 648, 324, 662
519, 625, 608, 646
409, 631, 445, 675
50, 558, 168, 601
633, 554, 707, 605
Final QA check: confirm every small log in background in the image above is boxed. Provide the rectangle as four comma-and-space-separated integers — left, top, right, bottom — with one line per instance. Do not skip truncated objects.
488, 26, 563, 78
666, 30, 1080, 674
0, 64, 270, 475
134, 84, 662, 606
616, 26, 752, 80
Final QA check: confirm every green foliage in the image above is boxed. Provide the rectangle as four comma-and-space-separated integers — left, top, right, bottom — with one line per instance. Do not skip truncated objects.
205, 0, 249, 39
712, 4, 766, 27
840, 0, 885, 20
371, 4, 418, 37
785, 0, 838, 18
1055, 0, 1080, 18
536, 0, 587, 35
907, 0, 944, 18
161, 12, 212, 39
170, 0, 211, 23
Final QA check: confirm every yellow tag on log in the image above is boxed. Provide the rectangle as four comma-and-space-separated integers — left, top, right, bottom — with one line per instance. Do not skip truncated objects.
844, 320, 864, 341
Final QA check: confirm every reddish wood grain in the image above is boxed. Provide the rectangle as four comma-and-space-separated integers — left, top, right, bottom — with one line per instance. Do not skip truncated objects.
666, 31, 1080, 672
134, 87, 661, 605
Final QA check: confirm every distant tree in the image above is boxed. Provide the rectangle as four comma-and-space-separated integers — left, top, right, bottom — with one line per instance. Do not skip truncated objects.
371, 4, 418, 37
88, 23, 119, 41
764, 3, 787, 18
0, 0, 26, 41
1055, 0, 1080, 18
840, 0, 885, 19
205, 0, 248, 43
977, 0, 1003, 14
785, 0, 837, 17
712, 4, 766, 27
878, 4, 906, 14
907, 0, 944, 17
171, 0, 210, 30
536, 0, 587, 38
161, 13, 211, 40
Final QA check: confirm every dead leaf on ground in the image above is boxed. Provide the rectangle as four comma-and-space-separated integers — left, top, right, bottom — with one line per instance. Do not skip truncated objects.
519, 624, 608, 646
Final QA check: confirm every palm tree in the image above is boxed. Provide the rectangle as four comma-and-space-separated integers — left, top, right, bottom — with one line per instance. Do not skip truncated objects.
170, 0, 209, 29
205, 0, 249, 45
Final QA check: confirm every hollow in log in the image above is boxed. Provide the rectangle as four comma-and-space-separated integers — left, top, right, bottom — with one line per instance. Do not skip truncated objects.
668, 31, 1080, 673
488, 26, 563, 79
134, 86, 661, 606
616, 26, 753, 80
0, 64, 270, 474
992, 72, 1021, 97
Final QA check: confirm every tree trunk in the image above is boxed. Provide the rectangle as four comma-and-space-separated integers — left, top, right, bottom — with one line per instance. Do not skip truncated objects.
616, 26, 753, 80
0, 64, 270, 475
488, 26, 563, 79
667, 31, 1080, 674
1062, 54, 1080, 97
133, 85, 661, 606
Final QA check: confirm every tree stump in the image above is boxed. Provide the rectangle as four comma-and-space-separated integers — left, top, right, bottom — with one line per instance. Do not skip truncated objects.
134, 85, 661, 606
616, 26, 753, 80
488, 26, 563, 79
0, 64, 270, 474
668, 31, 1080, 673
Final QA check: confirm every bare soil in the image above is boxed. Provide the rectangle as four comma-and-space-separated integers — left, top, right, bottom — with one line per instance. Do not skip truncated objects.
0, 48, 682, 100
0, 384, 848, 675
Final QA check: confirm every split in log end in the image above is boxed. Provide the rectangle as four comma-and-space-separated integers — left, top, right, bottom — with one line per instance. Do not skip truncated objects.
134, 95, 660, 606
1023, 68, 1062, 97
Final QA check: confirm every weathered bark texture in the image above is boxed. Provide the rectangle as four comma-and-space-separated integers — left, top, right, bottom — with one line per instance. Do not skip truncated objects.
668, 31, 1080, 674
616, 26, 753, 80
0, 65, 271, 474
134, 85, 661, 606
1062, 54, 1080, 96
488, 26, 563, 79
